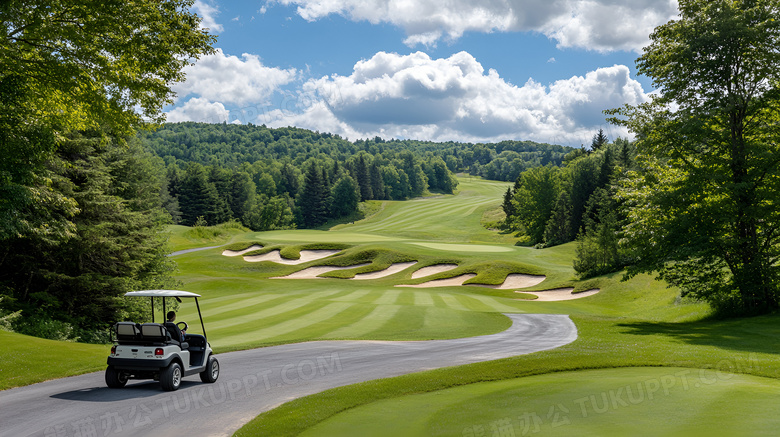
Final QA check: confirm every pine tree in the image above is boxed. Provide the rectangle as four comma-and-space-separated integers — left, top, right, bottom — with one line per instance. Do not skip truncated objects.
591, 128, 608, 151
299, 163, 330, 228
331, 175, 360, 218
369, 162, 385, 200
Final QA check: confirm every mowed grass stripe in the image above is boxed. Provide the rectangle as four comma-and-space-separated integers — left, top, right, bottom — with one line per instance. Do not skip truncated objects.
373, 290, 401, 305
319, 289, 356, 300
330, 289, 372, 302
439, 294, 471, 312
464, 293, 524, 313
396, 291, 415, 306
353, 199, 488, 232
196, 294, 287, 319
361, 201, 486, 231
302, 304, 377, 339
414, 292, 435, 307
371, 306, 427, 338
208, 297, 313, 331
321, 305, 402, 339
235, 302, 356, 343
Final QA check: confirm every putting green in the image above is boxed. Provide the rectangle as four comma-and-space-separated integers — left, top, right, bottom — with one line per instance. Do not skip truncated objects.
300, 367, 780, 437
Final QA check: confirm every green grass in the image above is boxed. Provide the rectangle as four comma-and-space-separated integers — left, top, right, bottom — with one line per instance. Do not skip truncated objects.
0, 330, 108, 390
299, 368, 780, 437
7, 174, 780, 437
167, 222, 251, 251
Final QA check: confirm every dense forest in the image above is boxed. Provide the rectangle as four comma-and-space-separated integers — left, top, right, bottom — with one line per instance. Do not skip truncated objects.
502, 131, 635, 278
0, 1, 215, 341
139, 122, 573, 230
140, 122, 573, 182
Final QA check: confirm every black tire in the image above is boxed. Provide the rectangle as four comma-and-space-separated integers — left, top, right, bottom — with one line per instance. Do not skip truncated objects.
105, 366, 128, 388
199, 355, 219, 383
160, 362, 182, 391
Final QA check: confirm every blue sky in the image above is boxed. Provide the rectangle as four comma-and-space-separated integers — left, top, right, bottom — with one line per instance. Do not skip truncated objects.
165, 0, 679, 146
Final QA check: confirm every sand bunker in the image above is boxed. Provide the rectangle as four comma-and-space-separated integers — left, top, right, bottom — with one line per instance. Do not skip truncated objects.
244, 249, 341, 265
272, 263, 371, 279
411, 264, 459, 279
474, 273, 547, 290
398, 273, 478, 288
221, 245, 263, 256
520, 288, 600, 301
353, 262, 418, 280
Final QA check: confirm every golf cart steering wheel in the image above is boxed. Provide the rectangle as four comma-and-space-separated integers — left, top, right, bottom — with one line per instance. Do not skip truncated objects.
176, 321, 188, 332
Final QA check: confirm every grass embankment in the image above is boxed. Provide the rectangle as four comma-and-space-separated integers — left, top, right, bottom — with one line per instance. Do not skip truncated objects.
167, 221, 251, 251
0, 330, 107, 390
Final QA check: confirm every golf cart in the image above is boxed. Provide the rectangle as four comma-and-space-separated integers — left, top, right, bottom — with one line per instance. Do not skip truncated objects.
105, 290, 219, 391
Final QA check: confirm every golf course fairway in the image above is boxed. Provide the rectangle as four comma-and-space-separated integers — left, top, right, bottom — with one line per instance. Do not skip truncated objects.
3, 176, 780, 437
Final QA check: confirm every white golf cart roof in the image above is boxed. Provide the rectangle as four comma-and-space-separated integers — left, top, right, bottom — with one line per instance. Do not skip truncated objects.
125, 290, 201, 298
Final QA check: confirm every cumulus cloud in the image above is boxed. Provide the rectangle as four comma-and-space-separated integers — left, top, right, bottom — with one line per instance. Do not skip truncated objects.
193, 0, 224, 33
165, 49, 297, 123
171, 48, 297, 106
262, 51, 649, 145
273, 0, 679, 51
166, 97, 230, 123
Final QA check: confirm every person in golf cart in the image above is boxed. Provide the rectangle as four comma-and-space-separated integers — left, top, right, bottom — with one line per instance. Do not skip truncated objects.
106, 290, 219, 391
165, 311, 187, 345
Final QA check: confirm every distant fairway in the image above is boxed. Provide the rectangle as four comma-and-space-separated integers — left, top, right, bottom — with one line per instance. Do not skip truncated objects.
166, 176, 552, 351
331, 178, 517, 244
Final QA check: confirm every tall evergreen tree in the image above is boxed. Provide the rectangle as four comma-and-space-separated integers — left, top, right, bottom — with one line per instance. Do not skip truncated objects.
369, 162, 385, 200
331, 175, 360, 218
299, 164, 330, 228
591, 128, 609, 151
0, 133, 175, 338
178, 163, 219, 226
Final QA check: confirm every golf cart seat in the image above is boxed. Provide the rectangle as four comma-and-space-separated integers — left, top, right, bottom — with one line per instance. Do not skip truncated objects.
114, 322, 144, 345
139, 323, 188, 349
163, 321, 189, 349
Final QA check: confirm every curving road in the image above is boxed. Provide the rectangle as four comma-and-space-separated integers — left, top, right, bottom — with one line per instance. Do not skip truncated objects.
0, 314, 576, 437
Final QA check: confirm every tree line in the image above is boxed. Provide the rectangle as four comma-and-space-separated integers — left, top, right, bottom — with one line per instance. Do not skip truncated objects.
502, 132, 635, 278
506, 0, 780, 317
146, 124, 460, 230
141, 122, 573, 183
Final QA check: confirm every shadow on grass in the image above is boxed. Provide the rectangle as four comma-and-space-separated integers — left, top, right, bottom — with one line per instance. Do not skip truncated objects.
617, 313, 780, 356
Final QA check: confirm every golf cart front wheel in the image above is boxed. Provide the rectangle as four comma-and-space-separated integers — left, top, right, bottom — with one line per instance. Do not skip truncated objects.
200, 355, 219, 383
161, 362, 182, 391
105, 366, 129, 388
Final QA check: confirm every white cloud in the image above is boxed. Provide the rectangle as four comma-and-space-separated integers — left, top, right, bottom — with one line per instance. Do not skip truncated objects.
166, 97, 230, 123
273, 0, 679, 52
193, 0, 224, 33
172, 48, 297, 106
261, 51, 649, 145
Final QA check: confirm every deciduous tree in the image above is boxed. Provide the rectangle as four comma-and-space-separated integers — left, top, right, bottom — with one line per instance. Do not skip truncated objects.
609, 0, 780, 315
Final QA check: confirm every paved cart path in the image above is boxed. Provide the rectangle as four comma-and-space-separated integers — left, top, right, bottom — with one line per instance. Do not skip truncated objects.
0, 314, 576, 437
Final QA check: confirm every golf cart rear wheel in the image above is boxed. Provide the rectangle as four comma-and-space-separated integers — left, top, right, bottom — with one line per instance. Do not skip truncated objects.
105, 366, 128, 388
200, 355, 219, 383
161, 362, 182, 391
